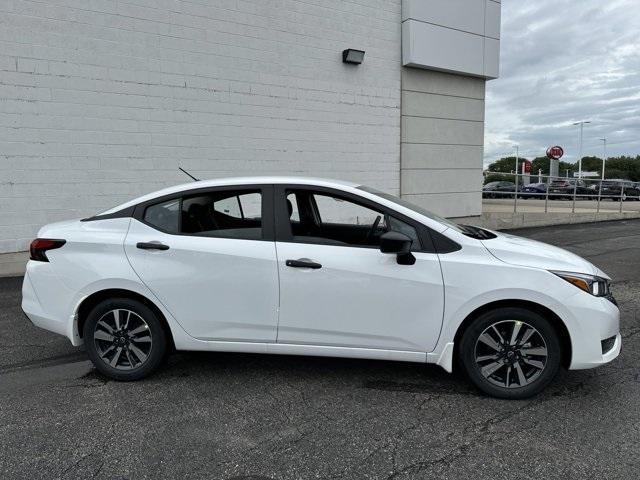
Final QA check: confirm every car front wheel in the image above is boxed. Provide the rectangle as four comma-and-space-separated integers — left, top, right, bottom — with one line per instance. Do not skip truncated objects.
83, 298, 168, 381
459, 307, 561, 399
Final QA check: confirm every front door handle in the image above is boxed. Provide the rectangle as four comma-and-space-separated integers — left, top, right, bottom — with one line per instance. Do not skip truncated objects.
136, 242, 170, 251
286, 259, 322, 269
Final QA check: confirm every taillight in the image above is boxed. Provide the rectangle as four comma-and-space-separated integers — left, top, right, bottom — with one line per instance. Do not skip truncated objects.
29, 238, 66, 262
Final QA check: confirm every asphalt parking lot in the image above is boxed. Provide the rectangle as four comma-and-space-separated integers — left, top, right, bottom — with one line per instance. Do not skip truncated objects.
1, 220, 640, 480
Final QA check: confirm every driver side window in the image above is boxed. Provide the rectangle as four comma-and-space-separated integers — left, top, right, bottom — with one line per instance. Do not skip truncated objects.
285, 190, 420, 249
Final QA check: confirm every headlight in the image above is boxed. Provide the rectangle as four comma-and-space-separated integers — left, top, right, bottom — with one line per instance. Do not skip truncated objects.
552, 271, 611, 297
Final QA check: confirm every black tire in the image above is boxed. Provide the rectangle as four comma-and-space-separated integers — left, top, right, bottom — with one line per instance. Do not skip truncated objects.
83, 298, 168, 381
459, 307, 561, 399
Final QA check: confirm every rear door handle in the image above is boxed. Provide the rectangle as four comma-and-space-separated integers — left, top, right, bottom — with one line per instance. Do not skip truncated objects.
136, 242, 170, 251
286, 259, 322, 269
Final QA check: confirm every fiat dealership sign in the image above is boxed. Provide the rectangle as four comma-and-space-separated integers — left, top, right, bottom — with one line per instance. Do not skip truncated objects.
546, 146, 564, 160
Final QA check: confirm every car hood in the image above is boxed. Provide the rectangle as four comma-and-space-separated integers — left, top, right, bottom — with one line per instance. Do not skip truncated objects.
480, 231, 602, 277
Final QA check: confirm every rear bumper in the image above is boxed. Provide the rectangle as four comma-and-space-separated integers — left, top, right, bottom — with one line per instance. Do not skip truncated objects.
21, 270, 75, 343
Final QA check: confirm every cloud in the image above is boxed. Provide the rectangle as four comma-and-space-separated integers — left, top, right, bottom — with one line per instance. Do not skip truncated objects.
484, 0, 640, 165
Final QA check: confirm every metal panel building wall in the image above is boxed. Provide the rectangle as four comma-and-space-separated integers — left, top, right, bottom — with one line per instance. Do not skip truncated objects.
402, 0, 501, 78
399, 0, 500, 217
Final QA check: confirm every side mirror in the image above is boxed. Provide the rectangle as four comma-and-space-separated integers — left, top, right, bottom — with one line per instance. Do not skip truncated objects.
380, 231, 411, 254
380, 231, 415, 265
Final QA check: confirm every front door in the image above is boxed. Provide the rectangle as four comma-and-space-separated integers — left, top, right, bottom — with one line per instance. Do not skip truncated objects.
274, 186, 444, 352
124, 185, 279, 342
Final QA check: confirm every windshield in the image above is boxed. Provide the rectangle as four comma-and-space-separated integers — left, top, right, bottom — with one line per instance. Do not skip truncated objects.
357, 185, 464, 233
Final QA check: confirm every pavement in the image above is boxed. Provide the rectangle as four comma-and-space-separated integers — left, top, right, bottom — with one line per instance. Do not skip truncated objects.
483, 197, 640, 213
1, 220, 640, 480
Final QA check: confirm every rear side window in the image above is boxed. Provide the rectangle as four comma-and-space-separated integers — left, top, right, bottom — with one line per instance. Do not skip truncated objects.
143, 190, 262, 240
143, 199, 180, 233
213, 192, 262, 220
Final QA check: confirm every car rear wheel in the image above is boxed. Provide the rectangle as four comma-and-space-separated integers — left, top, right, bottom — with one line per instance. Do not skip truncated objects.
459, 307, 561, 399
83, 298, 167, 381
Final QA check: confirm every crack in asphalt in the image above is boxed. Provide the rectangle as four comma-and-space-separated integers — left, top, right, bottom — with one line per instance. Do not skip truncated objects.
382, 392, 557, 479
0, 351, 87, 374
582, 246, 640, 259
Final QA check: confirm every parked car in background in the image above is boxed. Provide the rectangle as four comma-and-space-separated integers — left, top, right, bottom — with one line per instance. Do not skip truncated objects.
548, 179, 594, 200
600, 180, 640, 201
519, 183, 547, 199
21, 176, 621, 399
482, 181, 517, 198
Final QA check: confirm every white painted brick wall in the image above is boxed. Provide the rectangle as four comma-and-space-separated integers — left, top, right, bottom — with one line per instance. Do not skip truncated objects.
0, 0, 402, 253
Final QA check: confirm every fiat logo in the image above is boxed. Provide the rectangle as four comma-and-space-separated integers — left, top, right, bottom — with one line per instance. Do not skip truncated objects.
546, 146, 564, 160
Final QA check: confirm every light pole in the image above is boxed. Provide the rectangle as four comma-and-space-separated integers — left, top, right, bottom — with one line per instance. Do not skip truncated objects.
573, 121, 591, 178
597, 137, 607, 213
599, 137, 607, 181
513, 145, 519, 213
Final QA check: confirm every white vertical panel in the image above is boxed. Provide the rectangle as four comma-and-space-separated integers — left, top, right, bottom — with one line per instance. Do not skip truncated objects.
485, 0, 501, 39
401, 0, 501, 79
403, 20, 485, 77
402, 0, 485, 35
484, 37, 500, 78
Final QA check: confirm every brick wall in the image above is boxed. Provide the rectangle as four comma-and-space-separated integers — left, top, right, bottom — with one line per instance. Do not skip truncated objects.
0, 0, 401, 253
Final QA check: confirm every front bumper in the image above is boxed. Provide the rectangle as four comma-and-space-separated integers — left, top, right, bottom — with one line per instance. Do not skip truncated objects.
567, 294, 621, 370
571, 333, 621, 370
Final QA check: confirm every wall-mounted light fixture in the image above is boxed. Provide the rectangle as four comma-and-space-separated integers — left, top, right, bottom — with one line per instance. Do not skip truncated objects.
342, 49, 365, 65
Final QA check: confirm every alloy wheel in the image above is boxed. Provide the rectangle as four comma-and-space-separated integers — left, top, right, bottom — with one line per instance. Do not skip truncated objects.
474, 320, 548, 388
93, 309, 153, 370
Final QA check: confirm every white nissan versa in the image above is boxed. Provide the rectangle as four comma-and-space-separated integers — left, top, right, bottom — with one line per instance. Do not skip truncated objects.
22, 177, 621, 398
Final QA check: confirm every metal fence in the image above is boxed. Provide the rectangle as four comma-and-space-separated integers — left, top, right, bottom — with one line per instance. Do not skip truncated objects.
482, 173, 640, 214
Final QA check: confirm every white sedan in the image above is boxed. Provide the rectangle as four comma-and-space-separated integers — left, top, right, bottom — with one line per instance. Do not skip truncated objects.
22, 177, 621, 398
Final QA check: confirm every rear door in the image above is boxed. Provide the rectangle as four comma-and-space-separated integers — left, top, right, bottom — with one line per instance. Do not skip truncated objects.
124, 185, 279, 342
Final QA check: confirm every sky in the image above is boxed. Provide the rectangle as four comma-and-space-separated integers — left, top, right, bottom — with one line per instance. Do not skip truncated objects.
484, 0, 640, 166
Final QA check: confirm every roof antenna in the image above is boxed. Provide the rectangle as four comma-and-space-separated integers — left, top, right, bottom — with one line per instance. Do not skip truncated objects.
179, 167, 200, 182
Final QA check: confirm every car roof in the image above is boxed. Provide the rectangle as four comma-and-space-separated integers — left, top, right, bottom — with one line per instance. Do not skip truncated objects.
98, 176, 360, 215
96, 175, 456, 234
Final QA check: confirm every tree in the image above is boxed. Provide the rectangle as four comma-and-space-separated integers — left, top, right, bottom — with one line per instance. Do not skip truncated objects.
487, 156, 530, 173
573, 156, 640, 181
486, 154, 640, 180
579, 156, 603, 173
605, 156, 640, 181
483, 173, 512, 185
559, 161, 575, 176
528, 156, 574, 176
531, 156, 550, 175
